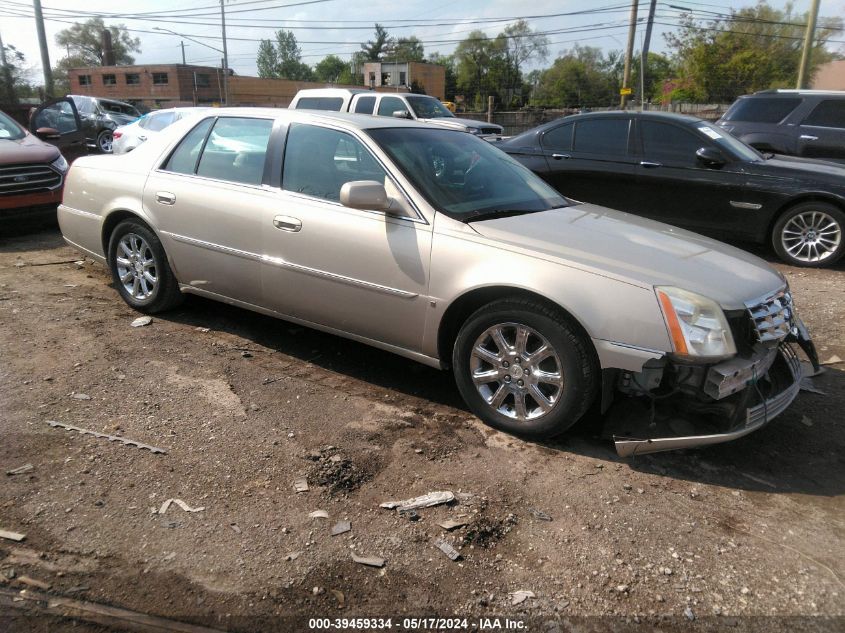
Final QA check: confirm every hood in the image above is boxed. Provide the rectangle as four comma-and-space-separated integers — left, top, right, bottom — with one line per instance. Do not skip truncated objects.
421, 117, 503, 133
469, 203, 785, 310
749, 154, 845, 182
0, 132, 61, 165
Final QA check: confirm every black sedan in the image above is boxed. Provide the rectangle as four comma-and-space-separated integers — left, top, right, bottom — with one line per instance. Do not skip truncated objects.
499, 111, 845, 267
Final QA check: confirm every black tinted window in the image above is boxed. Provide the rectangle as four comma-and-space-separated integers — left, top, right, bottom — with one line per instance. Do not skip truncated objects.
803, 100, 845, 129
354, 96, 376, 114
724, 97, 801, 123
573, 119, 629, 155
378, 97, 407, 117
641, 121, 706, 165
163, 118, 214, 175
295, 97, 343, 111
541, 124, 573, 151
196, 117, 273, 185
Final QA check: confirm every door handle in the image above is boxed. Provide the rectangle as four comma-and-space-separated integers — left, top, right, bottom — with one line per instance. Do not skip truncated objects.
799, 135, 818, 141
138, 135, 147, 141
551, 153, 570, 160
155, 191, 176, 205
640, 161, 662, 168
273, 215, 302, 232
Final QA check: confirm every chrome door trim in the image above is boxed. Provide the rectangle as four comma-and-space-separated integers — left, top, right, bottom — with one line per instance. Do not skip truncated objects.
161, 230, 419, 299
729, 201, 763, 210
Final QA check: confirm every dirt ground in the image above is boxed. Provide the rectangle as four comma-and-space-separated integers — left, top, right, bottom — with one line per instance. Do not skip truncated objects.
1, 225, 843, 633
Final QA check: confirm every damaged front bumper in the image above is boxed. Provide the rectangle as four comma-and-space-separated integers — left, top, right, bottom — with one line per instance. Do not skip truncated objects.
613, 343, 804, 458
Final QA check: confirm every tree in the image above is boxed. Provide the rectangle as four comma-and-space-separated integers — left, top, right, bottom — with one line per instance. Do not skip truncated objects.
390, 36, 425, 62
314, 55, 350, 83
495, 20, 549, 106
361, 24, 392, 61
255, 30, 313, 81
1, 43, 28, 104
664, 1, 843, 102
55, 18, 140, 66
532, 45, 621, 108
256, 39, 279, 79
454, 31, 498, 110
427, 52, 458, 101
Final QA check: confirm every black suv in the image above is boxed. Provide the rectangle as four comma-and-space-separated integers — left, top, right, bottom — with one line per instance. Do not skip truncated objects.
716, 90, 845, 162
68, 95, 141, 154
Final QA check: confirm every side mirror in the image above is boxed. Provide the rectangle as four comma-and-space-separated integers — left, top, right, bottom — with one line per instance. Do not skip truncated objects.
35, 127, 61, 139
340, 180, 390, 211
696, 146, 726, 167
392, 110, 412, 119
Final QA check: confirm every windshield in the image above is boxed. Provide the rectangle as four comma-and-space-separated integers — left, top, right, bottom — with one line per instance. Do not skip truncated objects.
696, 121, 762, 162
368, 127, 568, 220
0, 111, 25, 140
406, 96, 455, 119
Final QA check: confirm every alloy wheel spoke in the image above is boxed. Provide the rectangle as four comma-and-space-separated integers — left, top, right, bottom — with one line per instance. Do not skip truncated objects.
529, 384, 553, 412
143, 271, 157, 286
513, 393, 528, 420
490, 327, 510, 356
119, 241, 132, 258
514, 326, 529, 356
472, 345, 500, 365
472, 369, 500, 385
535, 370, 563, 387
489, 384, 508, 408
132, 277, 141, 297
120, 271, 133, 284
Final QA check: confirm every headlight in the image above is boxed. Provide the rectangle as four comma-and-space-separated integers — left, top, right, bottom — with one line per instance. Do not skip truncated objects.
467, 127, 483, 135
50, 154, 69, 173
656, 286, 736, 361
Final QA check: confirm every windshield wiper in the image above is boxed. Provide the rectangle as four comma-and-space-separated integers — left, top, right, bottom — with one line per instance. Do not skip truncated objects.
462, 208, 544, 223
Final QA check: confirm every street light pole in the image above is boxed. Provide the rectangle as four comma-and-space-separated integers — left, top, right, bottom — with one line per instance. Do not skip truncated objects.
620, 0, 639, 109
220, 0, 229, 105
796, 0, 821, 89
33, 0, 54, 98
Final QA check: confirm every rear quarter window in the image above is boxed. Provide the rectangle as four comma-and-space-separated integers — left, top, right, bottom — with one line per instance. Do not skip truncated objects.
803, 99, 845, 129
724, 97, 802, 123
294, 97, 344, 111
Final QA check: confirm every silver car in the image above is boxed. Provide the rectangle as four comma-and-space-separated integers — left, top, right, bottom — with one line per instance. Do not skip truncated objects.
112, 107, 210, 155
57, 109, 817, 456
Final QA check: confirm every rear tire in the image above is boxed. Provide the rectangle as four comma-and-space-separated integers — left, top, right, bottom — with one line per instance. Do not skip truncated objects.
452, 299, 598, 439
772, 201, 844, 268
107, 220, 182, 314
96, 129, 113, 153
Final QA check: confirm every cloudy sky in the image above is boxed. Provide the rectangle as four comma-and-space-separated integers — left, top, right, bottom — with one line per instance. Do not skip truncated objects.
1, 0, 842, 81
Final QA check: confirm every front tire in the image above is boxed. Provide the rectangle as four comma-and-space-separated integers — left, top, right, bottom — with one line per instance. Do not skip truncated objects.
96, 129, 113, 153
772, 201, 844, 268
452, 299, 598, 439
107, 220, 182, 313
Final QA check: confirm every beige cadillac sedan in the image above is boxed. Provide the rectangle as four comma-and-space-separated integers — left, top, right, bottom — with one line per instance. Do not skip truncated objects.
58, 109, 817, 456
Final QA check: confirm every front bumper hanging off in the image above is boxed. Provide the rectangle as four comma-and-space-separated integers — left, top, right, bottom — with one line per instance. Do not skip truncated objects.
614, 342, 805, 458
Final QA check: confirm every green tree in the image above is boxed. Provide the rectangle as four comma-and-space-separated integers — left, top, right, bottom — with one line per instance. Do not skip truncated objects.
256, 39, 279, 79
427, 52, 458, 101
360, 24, 392, 61
314, 55, 349, 83
55, 18, 140, 66
454, 30, 498, 109
1, 43, 28, 104
390, 36, 425, 62
256, 30, 313, 81
532, 45, 621, 108
495, 20, 549, 106
664, 1, 842, 102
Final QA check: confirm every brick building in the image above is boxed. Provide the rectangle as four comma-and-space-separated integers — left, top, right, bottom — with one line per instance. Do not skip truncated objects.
361, 62, 446, 100
67, 64, 226, 109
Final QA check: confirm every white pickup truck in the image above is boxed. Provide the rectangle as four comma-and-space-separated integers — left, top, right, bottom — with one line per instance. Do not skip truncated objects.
289, 88, 504, 140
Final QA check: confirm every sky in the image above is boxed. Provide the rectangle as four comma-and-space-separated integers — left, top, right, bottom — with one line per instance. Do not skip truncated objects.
1, 0, 843, 83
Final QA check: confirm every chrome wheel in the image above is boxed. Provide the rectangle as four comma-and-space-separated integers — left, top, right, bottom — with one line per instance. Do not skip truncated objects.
780, 210, 841, 264
115, 233, 158, 300
469, 322, 563, 421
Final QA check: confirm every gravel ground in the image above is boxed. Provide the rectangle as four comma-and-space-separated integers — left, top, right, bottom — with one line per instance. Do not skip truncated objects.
1, 226, 843, 633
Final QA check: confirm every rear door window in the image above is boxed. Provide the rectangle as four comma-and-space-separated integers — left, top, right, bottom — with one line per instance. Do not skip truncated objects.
724, 97, 802, 123
803, 99, 845, 129
572, 119, 630, 156
353, 96, 376, 114
196, 117, 274, 185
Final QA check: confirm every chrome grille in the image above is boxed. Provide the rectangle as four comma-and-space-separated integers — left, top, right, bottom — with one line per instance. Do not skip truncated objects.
745, 289, 794, 346
0, 164, 62, 196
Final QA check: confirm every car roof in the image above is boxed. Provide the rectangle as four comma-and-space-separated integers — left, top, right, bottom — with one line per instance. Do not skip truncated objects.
531, 110, 705, 131
200, 107, 440, 131
293, 88, 370, 97
751, 89, 845, 97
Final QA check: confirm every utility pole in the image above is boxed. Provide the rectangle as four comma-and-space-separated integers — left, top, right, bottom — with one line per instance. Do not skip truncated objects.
33, 0, 54, 98
181, 41, 186, 65
796, 0, 821, 89
620, 0, 639, 109
220, 0, 229, 104
640, 0, 657, 108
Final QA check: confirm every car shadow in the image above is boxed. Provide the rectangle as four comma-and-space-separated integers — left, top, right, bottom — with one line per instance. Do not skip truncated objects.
162, 294, 845, 498
0, 222, 63, 251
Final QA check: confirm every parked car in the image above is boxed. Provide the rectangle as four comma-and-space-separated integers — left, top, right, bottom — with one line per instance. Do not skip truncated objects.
113, 107, 210, 154
68, 95, 141, 154
716, 89, 845, 162
0, 98, 84, 226
289, 88, 504, 140
499, 111, 845, 268
57, 109, 816, 456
